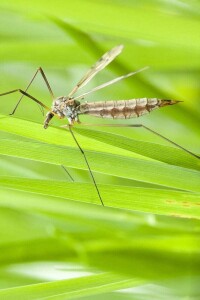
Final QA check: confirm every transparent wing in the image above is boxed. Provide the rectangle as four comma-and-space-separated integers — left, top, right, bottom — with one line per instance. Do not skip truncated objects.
74, 66, 149, 101
67, 45, 124, 98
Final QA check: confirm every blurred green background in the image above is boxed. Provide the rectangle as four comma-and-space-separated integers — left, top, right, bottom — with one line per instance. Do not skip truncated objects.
0, 1, 200, 299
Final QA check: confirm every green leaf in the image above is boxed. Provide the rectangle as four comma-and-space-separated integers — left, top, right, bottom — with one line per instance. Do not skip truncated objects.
1, 177, 200, 218
0, 273, 141, 300
73, 127, 200, 171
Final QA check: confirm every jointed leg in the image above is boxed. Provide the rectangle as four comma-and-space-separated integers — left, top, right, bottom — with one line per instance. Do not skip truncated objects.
0, 89, 52, 113
75, 123, 200, 160
68, 125, 104, 206
141, 125, 200, 160
9, 67, 54, 115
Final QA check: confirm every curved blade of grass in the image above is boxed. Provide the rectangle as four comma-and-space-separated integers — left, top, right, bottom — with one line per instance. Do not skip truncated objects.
0, 117, 200, 193
73, 127, 200, 171
1, 188, 200, 243
1, 153, 172, 190
0, 273, 141, 300
1, 178, 200, 218
0, 116, 140, 159
1, 138, 200, 193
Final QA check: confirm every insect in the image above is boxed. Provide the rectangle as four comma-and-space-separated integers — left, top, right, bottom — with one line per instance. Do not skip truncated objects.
1, 45, 199, 206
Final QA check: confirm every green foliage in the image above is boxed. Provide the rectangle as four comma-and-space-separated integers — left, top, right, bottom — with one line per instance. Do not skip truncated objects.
0, 1, 200, 299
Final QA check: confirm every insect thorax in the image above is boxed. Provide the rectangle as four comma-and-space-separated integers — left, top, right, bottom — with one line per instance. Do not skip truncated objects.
52, 96, 81, 123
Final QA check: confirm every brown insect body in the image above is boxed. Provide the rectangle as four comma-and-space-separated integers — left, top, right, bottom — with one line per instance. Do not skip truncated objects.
0, 44, 199, 208
79, 98, 180, 119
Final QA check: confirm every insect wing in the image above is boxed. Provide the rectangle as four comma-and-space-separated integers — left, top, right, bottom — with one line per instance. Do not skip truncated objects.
74, 66, 149, 100
68, 45, 124, 98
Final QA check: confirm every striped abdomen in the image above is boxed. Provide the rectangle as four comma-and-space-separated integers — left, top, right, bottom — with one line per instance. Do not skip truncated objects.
79, 98, 180, 119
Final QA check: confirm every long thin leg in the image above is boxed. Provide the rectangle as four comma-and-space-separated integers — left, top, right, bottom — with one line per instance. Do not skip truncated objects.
0, 89, 59, 118
61, 165, 74, 182
9, 67, 54, 115
72, 123, 200, 160
141, 125, 200, 160
68, 125, 104, 206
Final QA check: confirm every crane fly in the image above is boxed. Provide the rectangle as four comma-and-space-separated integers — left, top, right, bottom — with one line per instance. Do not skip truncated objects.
0, 45, 199, 207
